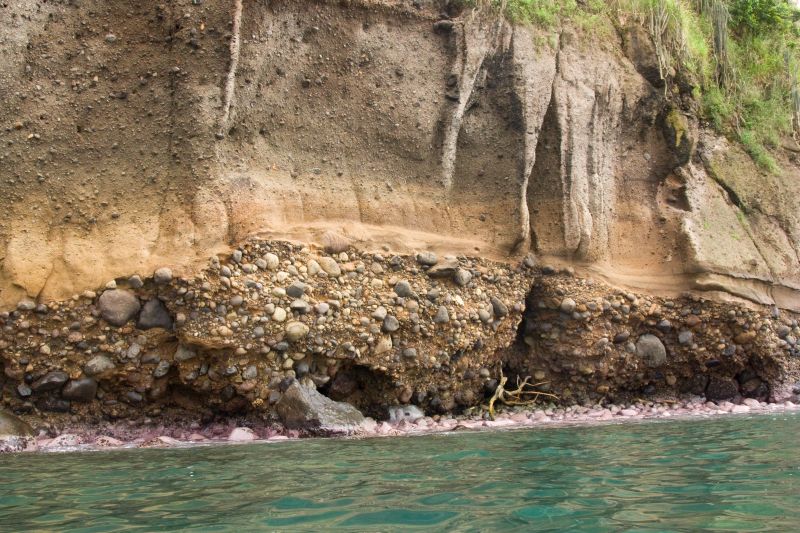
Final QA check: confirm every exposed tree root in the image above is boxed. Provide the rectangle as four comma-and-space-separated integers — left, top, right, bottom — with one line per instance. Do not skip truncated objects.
486, 368, 559, 420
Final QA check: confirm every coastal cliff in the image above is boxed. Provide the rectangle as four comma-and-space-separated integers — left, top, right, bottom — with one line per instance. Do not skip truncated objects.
2, 0, 799, 434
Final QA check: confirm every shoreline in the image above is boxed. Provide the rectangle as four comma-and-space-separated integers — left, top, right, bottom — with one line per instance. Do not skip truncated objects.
19, 397, 800, 454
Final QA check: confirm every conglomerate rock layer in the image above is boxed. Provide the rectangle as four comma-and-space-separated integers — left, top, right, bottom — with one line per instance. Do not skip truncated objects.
1, 241, 798, 428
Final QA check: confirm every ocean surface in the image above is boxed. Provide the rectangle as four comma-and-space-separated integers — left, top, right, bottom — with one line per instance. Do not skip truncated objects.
1, 413, 799, 532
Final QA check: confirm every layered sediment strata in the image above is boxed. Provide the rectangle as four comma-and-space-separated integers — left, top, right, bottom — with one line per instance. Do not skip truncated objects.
3, 0, 800, 311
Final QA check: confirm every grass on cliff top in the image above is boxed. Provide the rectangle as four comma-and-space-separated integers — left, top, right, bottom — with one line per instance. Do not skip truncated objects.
485, 0, 800, 173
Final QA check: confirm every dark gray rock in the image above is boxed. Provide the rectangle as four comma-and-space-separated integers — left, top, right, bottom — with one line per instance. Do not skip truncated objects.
137, 299, 173, 330
383, 315, 400, 333
394, 280, 413, 297
426, 258, 458, 278
286, 281, 306, 298
275, 381, 367, 436
636, 334, 667, 367
434, 306, 450, 324
61, 378, 98, 402
97, 289, 140, 327
613, 331, 630, 344
656, 319, 672, 333
124, 391, 144, 404
31, 371, 68, 392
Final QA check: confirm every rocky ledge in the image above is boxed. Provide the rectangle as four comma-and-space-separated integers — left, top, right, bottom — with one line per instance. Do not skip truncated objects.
0, 238, 531, 430
2, 238, 800, 447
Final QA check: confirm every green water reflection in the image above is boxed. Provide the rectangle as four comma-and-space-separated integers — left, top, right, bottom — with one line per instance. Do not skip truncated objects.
1, 413, 798, 531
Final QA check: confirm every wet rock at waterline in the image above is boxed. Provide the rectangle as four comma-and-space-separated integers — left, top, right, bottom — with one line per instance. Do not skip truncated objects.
0, 410, 36, 453
276, 382, 368, 436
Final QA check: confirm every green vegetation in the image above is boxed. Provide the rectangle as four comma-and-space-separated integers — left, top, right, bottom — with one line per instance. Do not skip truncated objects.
485, 0, 800, 171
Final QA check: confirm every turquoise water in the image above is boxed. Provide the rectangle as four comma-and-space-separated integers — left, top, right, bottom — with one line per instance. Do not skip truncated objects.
1, 414, 799, 532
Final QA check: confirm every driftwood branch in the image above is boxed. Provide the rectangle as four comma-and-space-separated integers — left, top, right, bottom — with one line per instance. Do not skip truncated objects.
486, 368, 558, 420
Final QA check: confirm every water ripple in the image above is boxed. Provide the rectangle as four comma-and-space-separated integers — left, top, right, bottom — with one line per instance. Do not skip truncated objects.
0, 414, 799, 531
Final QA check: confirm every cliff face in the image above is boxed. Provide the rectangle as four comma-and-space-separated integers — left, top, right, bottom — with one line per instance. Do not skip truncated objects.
1, 0, 800, 427
3, 0, 799, 310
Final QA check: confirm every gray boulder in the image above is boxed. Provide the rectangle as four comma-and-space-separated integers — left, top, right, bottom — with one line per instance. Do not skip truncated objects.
97, 289, 140, 327
0, 410, 36, 453
276, 381, 367, 436
636, 334, 667, 367
394, 280, 413, 297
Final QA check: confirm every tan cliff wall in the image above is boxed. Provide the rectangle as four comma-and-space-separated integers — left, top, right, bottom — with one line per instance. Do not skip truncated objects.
2, 0, 800, 311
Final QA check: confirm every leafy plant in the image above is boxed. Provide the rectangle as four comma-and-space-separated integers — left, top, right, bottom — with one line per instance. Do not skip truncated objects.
729, 0, 795, 35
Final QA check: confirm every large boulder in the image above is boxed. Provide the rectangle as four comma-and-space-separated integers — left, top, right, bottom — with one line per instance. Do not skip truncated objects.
636, 334, 667, 367
0, 410, 36, 453
97, 289, 140, 327
276, 381, 367, 436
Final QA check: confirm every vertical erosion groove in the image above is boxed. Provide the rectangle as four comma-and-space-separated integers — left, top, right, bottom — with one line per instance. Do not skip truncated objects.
221, 0, 243, 134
